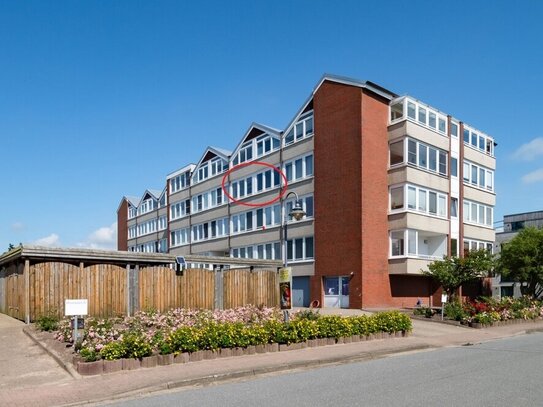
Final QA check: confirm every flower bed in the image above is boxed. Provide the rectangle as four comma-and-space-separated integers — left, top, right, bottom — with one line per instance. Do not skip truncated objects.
415, 296, 543, 327
51, 306, 412, 369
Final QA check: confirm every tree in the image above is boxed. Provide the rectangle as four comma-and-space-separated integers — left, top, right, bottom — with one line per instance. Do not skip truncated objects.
422, 249, 494, 301
497, 227, 543, 298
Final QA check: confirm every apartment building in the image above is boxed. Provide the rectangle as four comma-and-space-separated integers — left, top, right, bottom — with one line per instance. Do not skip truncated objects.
492, 210, 543, 298
117, 74, 496, 309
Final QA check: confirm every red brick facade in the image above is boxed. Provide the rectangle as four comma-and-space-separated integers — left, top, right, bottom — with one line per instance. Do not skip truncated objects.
312, 80, 435, 308
117, 199, 128, 251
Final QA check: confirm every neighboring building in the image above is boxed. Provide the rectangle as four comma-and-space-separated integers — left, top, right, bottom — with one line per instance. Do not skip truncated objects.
492, 210, 543, 298
117, 74, 497, 309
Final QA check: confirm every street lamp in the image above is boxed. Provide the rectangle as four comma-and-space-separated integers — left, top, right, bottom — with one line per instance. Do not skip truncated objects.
282, 191, 306, 322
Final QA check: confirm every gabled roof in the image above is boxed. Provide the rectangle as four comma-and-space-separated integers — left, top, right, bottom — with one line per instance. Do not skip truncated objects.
192, 146, 231, 176
139, 189, 162, 204
209, 146, 232, 157
116, 196, 141, 213
230, 122, 282, 159
281, 73, 397, 139
167, 163, 196, 180
314, 73, 397, 100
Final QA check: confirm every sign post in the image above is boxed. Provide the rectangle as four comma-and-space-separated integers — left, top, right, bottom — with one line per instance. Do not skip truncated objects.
441, 294, 448, 321
278, 267, 292, 322
65, 299, 88, 343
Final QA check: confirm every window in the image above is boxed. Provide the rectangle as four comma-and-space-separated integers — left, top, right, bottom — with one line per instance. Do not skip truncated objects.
429, 192, 437, 215
285, 113, 314, 146
305, 155, 313, 176
438, 117, 446, 133
170, 171, 191, 194
418, 144, 427, 167
171, 228, 189, 247
463, 126, 494, 156
418, 107, 427, 125
128, 206, 137, 219
463, 199, 493, 227
408, 140, 417, 164
463, 161, 494, 191
407, 102, 416, 119
285, 194, 314, 221
283, 154, 314, 183
451, 239, 458, 257
429, 147, 437, 171
408, 186, 416, 209
450, 122, 458, 138
429, 112, 436, 129
390, 140, 404, 165
451, 157, 458, 177
286, 236, 314, 261
406, 138, 447, 175
390, 187, 404, 210
451, 198, 458, 217
408, 230, 417, 255
390, 102, 404, 121
391, 231, 404, 256
418, 190, 427, 212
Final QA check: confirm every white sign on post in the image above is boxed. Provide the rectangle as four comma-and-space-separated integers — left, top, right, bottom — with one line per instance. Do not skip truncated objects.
65, 299, 88, 316
441, 294, 448, 303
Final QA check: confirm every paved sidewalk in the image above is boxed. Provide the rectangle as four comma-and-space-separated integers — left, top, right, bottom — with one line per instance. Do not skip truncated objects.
2, 314, 543, 407
0, 313, 71, 391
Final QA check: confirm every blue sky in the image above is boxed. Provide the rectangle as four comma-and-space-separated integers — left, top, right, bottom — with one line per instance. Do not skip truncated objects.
1, 0, 542, 251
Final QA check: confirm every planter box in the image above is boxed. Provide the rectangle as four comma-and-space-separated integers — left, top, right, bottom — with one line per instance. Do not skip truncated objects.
351, 335, 360, 343
266, 343, 279, 353
255, 344, 266, 354
78, 360, 103, 376
220, 348, 233, 358
141, 355, 158, 368
343, 336, 352, 344
203, 350, 218, 360
326, 338, 335, 346
245, 345, 256, 355
232, 347, 244, 357
174, 353, 190, 364
122, 358, 141, 371
336, 337, 344, 344
308, 339, 319, 348
157, 353, 174, 366
103, 359, 123, 373
189, 351, 204, 362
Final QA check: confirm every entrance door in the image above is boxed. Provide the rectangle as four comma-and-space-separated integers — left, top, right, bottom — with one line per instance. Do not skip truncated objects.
324, 277, 350, 308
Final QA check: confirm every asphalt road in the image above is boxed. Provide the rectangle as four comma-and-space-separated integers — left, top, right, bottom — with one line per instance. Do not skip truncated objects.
107, 332, 543, 407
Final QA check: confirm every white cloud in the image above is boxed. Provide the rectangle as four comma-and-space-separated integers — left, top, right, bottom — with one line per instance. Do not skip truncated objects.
33, 233, 60, 247
512, 137, 543, 161
11, 222, 25, 232
522, 168, 543, 184
77, 222, 117, 250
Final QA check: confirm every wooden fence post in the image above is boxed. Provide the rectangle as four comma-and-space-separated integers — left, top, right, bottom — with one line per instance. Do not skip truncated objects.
24, 259, 30, 324
214, 266, 224, 310
126, 264, 131, 317
130, 265, 139, 314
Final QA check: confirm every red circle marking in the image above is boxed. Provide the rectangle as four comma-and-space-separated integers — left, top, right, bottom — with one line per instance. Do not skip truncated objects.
221, 161, 288, 207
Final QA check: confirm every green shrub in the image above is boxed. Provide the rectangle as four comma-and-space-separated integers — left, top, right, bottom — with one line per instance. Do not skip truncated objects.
444, 301, 467, 321
35, 311, 60, 332
80, 347, 98, 362
122, 333, 152, 358
168, 326, 200, 353
99, 341, 127, 360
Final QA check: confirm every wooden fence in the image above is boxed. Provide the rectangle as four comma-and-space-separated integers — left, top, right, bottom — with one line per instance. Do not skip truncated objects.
0, 261, 279, 321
